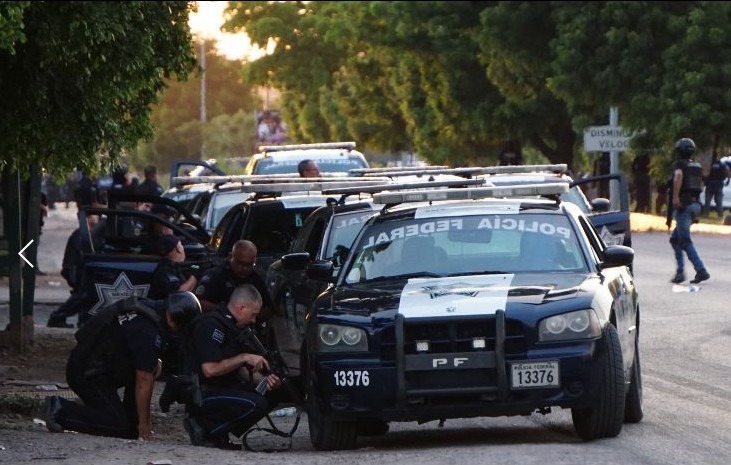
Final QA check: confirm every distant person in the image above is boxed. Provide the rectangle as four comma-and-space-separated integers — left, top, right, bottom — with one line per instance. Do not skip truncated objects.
42, 293, 201, 440
631, 154, 651, 213
73, 171, 101, 210
497, 140, 523, 166
47, 214, 100, 328
297, 159, 320, 178
136, 165, 163, 197
702, 154, 729, 218
667, 137, 709, 284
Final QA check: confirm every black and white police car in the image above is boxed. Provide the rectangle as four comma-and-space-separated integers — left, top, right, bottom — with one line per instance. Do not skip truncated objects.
300, 182, 642, 450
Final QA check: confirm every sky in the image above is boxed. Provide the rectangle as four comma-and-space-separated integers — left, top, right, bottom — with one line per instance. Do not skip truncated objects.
188, 1, 265, 61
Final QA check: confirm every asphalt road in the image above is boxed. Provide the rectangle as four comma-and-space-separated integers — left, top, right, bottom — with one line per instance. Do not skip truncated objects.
1, 212, 730, 464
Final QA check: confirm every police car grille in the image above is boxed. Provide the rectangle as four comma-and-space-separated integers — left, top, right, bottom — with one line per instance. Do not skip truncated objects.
378, 318, 526, 360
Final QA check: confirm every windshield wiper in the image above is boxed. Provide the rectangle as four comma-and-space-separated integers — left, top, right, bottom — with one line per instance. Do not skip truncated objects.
366, 271, 443, 282
446, 271, 510, 277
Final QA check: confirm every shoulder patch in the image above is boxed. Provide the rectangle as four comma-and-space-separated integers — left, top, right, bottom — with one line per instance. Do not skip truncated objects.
195, 285, 205, 295
211, 328, 225, 344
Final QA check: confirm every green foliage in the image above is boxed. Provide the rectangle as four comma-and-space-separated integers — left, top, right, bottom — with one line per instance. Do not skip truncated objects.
0, 2, 196, 177
0, 1, 29, 53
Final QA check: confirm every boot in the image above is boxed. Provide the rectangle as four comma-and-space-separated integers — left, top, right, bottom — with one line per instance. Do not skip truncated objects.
690, 269, 710, 284
670, 270, 685, 284
47, 314, 73, 328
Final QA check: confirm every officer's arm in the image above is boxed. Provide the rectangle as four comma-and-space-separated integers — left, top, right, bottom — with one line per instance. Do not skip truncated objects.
135, 369, 156, 440
201, 353, 270, 379
673, 168, 683, 208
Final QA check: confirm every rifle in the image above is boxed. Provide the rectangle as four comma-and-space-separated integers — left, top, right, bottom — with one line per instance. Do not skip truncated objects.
665, 180, 673, 229
239, 327, 302, 403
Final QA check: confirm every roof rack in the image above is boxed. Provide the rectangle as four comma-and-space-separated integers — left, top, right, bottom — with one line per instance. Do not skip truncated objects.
227, 180, 395, 196
322, 178, 485, 196
171, 174, 390, 187
372, 182, 569, 205
352, 164, 568, 178
258, 141, 357, 153
349, 165, 450, 175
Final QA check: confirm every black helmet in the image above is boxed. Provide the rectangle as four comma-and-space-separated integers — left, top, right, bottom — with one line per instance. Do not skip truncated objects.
674, 138, 696, 158
166, 291, 201, 327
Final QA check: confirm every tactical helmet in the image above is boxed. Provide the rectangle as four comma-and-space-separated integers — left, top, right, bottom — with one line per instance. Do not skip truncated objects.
167, 291, 201, 327
674, 138, 696, 158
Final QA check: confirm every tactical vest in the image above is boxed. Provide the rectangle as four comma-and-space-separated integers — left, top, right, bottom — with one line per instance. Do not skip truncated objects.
73, 297, 162, 382
679, 159, 703, 201
706, 159, 725, 189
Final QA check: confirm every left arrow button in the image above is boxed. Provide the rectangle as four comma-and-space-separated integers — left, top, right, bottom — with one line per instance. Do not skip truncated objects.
19, 240, 34, 267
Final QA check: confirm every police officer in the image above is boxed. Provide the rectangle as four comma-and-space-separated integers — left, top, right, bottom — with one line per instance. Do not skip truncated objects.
42, 292, 202, 440
148, 235, 197, 299
195, 240, 272, 320
669, 137, 710, 284
182, 284, 282, 450
703, 155, 729, 218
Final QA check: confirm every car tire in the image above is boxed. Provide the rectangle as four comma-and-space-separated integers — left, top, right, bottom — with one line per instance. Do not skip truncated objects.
624, 328, 644, 423
571, 324, 626, 440
305, 352, 357, 450
356, 418, 390, 436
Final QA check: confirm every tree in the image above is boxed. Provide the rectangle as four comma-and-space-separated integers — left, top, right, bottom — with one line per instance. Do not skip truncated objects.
0, 1, 197, 176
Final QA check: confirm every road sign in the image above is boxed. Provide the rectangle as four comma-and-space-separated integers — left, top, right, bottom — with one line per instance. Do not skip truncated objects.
583, 125, 634, 152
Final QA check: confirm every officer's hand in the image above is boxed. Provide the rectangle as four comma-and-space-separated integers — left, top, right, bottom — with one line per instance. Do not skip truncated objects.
244, 354, 270, 373
138, 421, 154, 441
265, 373, 282, 391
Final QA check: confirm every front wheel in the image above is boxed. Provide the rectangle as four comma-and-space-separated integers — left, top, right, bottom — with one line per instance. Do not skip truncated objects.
305, 352, 357, 450
571, 324, 626, 440
624, 327, 643, 423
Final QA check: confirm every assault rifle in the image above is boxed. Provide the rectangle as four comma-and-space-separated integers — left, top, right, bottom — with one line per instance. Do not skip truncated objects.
239, 327, 302, 403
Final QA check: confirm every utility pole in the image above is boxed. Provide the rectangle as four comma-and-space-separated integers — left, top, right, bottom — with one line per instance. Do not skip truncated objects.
199, 41, 207, 157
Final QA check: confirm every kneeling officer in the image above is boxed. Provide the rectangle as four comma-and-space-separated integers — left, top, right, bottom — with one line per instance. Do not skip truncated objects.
42, 292, 202, 440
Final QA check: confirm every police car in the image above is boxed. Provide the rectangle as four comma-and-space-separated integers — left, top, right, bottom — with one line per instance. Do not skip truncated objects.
266, 178, 485, 375
300, 183, 642, 450
244, 141, 369, 176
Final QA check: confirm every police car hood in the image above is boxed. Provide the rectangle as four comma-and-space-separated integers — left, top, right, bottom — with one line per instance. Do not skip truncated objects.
327, 273, 589, 317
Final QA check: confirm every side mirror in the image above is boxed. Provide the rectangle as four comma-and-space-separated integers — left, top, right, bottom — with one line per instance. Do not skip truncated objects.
306, 259, 335, 282
591, 197, 611, 212
600, 245, 634, 269
281, 252, 311, 270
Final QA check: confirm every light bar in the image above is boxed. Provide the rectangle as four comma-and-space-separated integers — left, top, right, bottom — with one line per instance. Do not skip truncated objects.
322, 178, 484, 196
354, 164, 567, 178
372, 182, 569, 204
246, 180, 392, 194
172, 175, 390, 187
258, 141, 356, 152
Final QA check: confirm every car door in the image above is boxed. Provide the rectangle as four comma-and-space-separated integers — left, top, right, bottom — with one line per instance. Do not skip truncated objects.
571, 173, 632, 247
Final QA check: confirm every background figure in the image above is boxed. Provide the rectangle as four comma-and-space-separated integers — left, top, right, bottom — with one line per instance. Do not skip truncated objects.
47, 214, 100, 328
297, 159, 320, 178
592, 153, 611, 199
498, 140, 523, 166
631, 154, 651, 213
136, 165, 163, 197
148, 235, 197, 300
702, 154, 728, 218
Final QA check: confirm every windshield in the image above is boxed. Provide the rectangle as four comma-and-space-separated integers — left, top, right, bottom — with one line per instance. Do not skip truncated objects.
343, 212, 587, 284
210, 191, 249, 230
324, 210, 376, 266
253, 157, 368, 175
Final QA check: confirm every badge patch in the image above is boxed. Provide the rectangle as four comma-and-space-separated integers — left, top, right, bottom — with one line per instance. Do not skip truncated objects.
88, 272, 150, 317
212, 328, 225, 344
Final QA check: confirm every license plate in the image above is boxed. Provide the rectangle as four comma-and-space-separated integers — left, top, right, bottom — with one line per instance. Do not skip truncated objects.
510, 361, 560, 389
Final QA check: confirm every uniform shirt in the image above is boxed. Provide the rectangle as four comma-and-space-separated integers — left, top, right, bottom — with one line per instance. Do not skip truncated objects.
136, 179, 164, 197
149, 259, 185, 300
195, 263, 273, 311
188, 308, 257, 389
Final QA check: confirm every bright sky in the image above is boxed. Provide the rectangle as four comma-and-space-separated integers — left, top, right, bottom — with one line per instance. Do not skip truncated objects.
188, 1, 265, 61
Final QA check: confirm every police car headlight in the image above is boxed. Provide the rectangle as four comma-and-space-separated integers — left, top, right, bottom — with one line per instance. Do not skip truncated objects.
318, 324, 368, 352
539, 310, 600, 342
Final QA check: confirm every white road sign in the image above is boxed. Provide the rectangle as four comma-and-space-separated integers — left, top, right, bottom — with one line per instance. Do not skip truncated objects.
583, 125, 634, 152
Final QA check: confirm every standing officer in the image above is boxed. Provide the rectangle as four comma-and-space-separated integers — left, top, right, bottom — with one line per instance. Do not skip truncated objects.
195, 240, 272, 320
182, 284, 282, 450
136, 164, 164, 197
297, 159, 320, 178
42, 292, 202, 440
702, 154, 729, 218
668, 137, 710, 284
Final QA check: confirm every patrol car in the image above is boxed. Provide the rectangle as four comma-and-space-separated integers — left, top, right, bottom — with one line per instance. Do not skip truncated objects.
267, 178, 487, 376
300, 183, 642, 450
244, 141, 369, 176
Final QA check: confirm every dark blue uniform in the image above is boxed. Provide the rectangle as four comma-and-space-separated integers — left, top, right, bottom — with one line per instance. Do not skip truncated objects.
195, 263, 272, 318
149, 259, 186, 300
50, 300, 166, 439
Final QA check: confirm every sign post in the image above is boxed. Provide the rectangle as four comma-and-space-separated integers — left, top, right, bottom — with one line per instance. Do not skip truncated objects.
583, 107, 630, 210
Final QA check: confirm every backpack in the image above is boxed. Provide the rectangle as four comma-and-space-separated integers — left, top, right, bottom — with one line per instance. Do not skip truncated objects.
73, 297, 162, 381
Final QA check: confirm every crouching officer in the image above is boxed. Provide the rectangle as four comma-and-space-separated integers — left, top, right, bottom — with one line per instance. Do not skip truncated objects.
42, 292, 202, 440
180, 284, 283, 450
